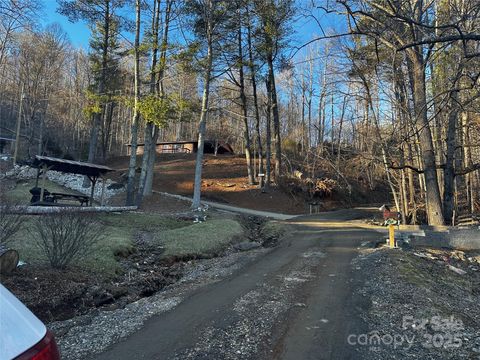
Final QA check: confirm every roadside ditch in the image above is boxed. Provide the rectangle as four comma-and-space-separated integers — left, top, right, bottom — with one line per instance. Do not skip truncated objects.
2, 215, 285, 324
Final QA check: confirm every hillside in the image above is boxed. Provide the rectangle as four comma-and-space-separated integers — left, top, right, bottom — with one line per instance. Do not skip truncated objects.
107, 153, 391, 214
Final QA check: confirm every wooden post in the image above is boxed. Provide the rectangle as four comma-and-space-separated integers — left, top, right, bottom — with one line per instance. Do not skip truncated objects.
39, 165, 47, 202
100, 176, 106, 207
258, 173, 265, 192
309, 202, 319, 214
35, 168, 40, 188
88, 176, 97, 206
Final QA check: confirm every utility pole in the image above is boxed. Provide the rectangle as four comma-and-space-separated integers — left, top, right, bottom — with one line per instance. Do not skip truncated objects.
13, 83, 24, 164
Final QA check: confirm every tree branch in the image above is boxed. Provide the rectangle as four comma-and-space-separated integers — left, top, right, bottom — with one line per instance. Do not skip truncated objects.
397, 34, 480, 51
455, 163, 480, 176
388, 163, 447, 173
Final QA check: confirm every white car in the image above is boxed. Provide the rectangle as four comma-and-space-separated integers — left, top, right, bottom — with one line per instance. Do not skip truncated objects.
0, 284, 60, 360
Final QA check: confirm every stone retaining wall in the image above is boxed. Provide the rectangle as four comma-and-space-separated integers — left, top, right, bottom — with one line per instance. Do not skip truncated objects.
2, 165, 124, 203
409, 228, 480, 250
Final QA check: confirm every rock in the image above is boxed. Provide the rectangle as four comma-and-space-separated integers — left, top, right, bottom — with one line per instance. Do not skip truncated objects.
0, 246, 19, 274
4, 164, 125, 202
18, 166, 37, 179
451, 250, 466, 261
5, 165, 37, 179
106, 285, 129, 299
93, 291, 114, 307
216, 182, 236, 188
293, 170, 304, 179
44, 169, 123, 202
468, 255, 480, 264
413, 252, 437, 260
107, 182, 124, 190
448, 265, 467, 275
234, 242, 262, 251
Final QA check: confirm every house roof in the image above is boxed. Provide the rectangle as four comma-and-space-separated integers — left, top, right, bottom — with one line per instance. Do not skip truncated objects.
32, 155, 114, 177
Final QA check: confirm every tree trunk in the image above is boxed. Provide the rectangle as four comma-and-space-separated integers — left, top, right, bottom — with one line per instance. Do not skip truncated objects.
336, 94, 347, 168
330, 93, 335, 154
443, 90, 460, 224
87, 0, 110, 164
137, 122, 153, 203
301, 70, 306, 153
394, 61, 413, 223
101, 101, 115, 162
137, 0, 171, 204
400, 166, 409, 224
408, 50, 445, 225
462, 112, 475, 213
144, 126, 159, 195
192, 13, 213, 209
246, 14, 263, 187
267, 54, 281, 181
360, 71, 401, 217
126, 0, 141, 206
265, 77, 272, 190
317, 59, 327, 152
382, 147, 401, 214
137, 0, 161, 205
307, 58, 313, 149
407, 143, 416, 206
237, 20, 254, 184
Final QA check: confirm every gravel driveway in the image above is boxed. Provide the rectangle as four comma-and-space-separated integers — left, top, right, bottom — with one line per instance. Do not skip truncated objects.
51, 213, 479, 360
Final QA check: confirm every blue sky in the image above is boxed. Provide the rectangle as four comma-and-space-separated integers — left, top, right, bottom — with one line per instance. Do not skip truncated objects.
41, 0, 343, 55
43, 0, 91, 48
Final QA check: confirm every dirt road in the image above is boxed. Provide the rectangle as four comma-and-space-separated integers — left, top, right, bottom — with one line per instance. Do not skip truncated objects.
94, 214, 381, 360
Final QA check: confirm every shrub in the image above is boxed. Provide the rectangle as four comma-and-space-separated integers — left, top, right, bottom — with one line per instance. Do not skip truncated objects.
32, 212, 105, 269
312, 178, 338, 197
0, 195, 26, 246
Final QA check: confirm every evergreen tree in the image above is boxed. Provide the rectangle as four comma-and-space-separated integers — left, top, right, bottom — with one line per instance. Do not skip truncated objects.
58, 0, 125, 164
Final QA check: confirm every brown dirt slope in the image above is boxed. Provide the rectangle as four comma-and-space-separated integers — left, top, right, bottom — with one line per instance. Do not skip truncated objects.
108, 153, 388, 215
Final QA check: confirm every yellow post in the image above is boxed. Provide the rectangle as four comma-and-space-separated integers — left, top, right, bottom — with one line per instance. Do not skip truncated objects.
389, 224, 395, 248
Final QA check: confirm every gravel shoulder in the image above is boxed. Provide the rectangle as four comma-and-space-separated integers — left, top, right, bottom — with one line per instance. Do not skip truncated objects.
353, 247, 480, 359
50, 247, 272, 360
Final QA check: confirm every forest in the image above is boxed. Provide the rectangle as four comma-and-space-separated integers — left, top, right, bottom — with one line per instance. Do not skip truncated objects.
1, 0, 479, 225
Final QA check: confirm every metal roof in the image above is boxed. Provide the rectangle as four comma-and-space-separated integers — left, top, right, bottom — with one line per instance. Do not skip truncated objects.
33, 155, 114, 177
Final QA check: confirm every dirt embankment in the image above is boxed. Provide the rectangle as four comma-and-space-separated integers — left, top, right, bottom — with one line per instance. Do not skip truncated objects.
107, 153, 390, 215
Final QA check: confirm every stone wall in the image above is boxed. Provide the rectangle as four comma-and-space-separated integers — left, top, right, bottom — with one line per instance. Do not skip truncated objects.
410, 228, 480, 250
2, 165, 124, 203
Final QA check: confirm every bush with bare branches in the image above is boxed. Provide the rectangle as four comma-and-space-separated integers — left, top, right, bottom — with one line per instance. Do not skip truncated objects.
0, 195, 26, 246
32, 212, 105, 269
